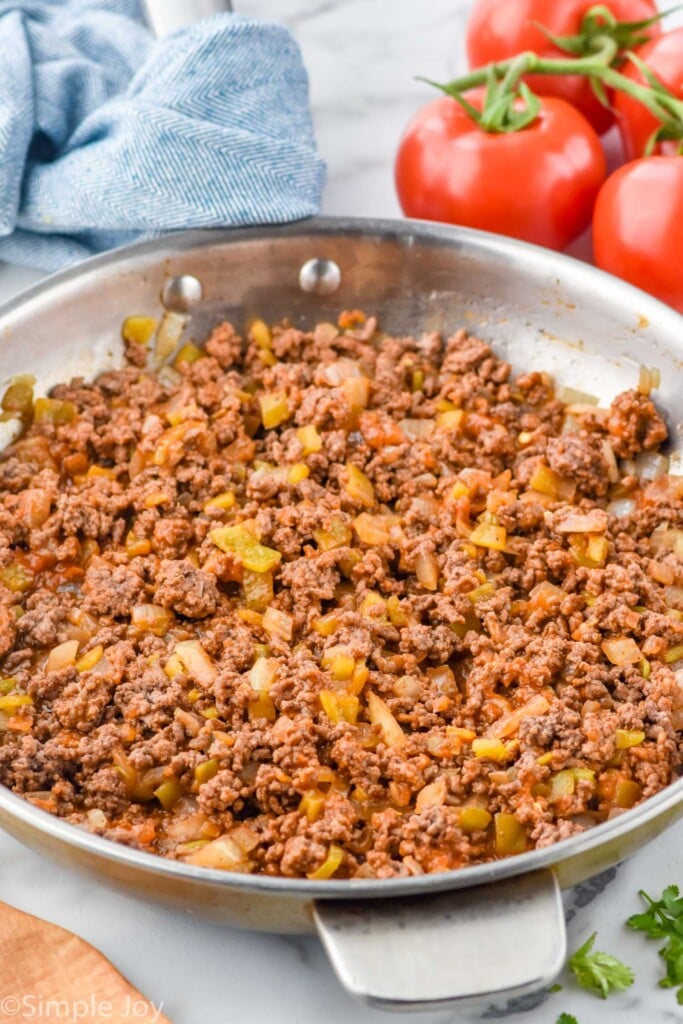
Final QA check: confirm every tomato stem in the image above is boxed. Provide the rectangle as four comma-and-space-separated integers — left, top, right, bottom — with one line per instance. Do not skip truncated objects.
426, 36, 616, 94
424, 35, 683, 140
541, 4, 682, 58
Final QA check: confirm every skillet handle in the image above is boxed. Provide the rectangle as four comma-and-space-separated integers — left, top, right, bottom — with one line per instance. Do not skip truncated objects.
313, 870, 565, 1013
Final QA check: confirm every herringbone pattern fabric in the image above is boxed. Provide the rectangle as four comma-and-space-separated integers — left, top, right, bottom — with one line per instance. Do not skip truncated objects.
0, 0, 325, 270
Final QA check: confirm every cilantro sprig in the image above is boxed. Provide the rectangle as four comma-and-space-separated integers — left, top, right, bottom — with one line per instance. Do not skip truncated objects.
556, 1014, 578, 1024
628, 885, 683, 1005
567, 932, 634, 999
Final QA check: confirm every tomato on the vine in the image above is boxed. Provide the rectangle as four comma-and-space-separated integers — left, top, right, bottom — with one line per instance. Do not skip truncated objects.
615, 29, 683, 158
593, 156, 683, 312
395, 91, 606, 250
466, 0, 661, 134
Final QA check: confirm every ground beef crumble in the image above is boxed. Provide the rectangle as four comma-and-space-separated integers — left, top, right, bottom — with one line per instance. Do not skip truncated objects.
0, 311, 680, 880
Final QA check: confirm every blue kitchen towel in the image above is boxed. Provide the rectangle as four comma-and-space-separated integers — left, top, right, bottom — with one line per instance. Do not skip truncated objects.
0, 0, 325, 271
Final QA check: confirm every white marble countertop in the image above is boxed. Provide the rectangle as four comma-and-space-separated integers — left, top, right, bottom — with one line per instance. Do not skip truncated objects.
1, 2, 682, 1023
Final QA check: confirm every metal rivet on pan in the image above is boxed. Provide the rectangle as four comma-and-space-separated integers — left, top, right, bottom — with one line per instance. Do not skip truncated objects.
299, 258, 341, 296
161, 275, 204, 312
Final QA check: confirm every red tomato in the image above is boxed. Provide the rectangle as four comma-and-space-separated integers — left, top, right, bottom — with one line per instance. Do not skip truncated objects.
615, 29, 683, 158
466, 0, 660, 135
593, 156, 683, 312
395, 92, 606, 250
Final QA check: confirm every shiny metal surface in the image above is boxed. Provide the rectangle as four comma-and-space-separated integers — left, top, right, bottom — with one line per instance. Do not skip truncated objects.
161, 274, 204, 313
0, 218, 681, 1007
141, 0, 233, 38
298, 257, 342, 296
315, 871, 566, 1011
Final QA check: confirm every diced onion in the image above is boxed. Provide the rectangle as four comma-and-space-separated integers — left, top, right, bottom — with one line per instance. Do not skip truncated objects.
528, 581, 565, 610
154, 311, 187, 363
230, 824, 260, 854
166, 811, 218, 843
354, 513, 392, 546
416, 777, 447, 812
262, 607, 293, 641
46, 640, 80, 672
486, 695, 550, 739
399, 418, 435, 439
555, 510, 607, 534
607, 498, 636, 518
649, 561, 674, 585
131, 604, 172, 636
651, 528, 683, 558
665, 587, 683, 611
342, 377, 370, 415
565, 404, 609, 419
185, 835, 252, 872
314, 322, 339, 345
414, 550, 439, 591
152, 420, 205, 468
638, 366, 660, 396
174, 640, 217, 687
393, 675, 422, 699
156, 365, 183, 391
248, 657, 278, 694
634, 451, 669, 480
601, 637, 641, 666
557, 386, 599, 406
319, 358, 363, 386
86, 809, 107, 830
601, 441, 620, 483
367, 691, 406, 750
410, 494, 441, 519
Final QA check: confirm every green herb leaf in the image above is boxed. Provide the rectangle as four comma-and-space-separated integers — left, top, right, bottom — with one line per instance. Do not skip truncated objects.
627, 887, 683, 1004
556, 1014, 579, 1024
660, 936, 683, 990
628, 909, 667, 938
568, 932, 634, 999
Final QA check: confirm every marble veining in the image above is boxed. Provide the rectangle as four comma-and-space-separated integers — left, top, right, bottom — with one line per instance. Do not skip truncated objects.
1, 1, 682, 1021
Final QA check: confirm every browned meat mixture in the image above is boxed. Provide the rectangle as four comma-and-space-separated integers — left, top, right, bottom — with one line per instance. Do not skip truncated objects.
0, 311, 681, 880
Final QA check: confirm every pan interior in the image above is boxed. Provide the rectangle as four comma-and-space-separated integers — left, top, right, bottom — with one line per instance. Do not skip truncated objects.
1, 221, 681, 453
0, 218, 681, 898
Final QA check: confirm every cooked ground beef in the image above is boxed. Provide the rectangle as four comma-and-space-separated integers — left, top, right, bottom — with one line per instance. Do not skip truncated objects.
0, 312, 681, 881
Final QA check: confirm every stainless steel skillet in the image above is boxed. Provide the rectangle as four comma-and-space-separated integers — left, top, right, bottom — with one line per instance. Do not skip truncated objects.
0, 218, 681, 1013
